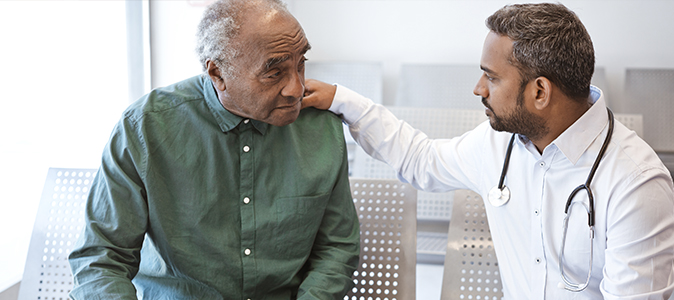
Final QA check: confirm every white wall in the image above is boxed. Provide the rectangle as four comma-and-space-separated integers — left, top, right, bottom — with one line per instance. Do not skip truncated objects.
150, 0, 674, 113
149, 1, 208, 89
0, 1, 129, 292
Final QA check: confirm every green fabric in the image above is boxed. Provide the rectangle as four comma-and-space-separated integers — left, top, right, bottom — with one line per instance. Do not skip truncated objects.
68, 75, 360, 300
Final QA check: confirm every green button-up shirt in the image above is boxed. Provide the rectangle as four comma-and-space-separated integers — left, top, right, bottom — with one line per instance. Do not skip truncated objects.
68, 75, 360, 300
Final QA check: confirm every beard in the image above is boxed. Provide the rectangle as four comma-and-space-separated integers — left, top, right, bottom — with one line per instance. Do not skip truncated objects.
483, 91, 548, 141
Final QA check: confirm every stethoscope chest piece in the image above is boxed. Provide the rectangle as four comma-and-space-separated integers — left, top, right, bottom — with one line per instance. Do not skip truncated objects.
488, 185, 510, 207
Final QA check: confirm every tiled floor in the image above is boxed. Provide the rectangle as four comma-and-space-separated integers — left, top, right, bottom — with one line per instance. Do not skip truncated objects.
416, 263, 445, 300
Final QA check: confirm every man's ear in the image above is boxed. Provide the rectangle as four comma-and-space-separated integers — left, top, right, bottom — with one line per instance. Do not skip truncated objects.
206, 60, 226, 91
532, 76, 552, 111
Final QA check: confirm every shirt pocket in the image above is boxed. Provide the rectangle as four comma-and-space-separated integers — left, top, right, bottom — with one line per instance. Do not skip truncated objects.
273, 193, 331, 257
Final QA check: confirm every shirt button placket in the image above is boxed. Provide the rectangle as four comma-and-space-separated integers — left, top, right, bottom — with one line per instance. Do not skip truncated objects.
239, 122, 255, 296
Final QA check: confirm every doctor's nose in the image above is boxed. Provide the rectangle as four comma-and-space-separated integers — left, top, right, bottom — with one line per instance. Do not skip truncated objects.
473, 75, 488, 98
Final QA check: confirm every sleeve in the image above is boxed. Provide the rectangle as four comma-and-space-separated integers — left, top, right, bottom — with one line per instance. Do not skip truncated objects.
329, 84, 479, 192
297, 132, 360, 300
68, 116, 148, 300
601, 168, 674, 299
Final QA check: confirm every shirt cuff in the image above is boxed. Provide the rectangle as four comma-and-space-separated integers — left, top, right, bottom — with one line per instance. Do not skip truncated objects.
329, 84, 375, 125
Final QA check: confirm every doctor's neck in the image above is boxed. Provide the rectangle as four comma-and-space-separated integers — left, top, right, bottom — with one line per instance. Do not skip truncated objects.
527, 93, 592, 154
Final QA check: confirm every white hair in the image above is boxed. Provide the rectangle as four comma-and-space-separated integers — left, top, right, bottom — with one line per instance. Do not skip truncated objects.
195, 0, 289, 77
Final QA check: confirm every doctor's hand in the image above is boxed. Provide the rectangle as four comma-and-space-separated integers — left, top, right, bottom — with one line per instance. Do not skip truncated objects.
302, 79, 336, 110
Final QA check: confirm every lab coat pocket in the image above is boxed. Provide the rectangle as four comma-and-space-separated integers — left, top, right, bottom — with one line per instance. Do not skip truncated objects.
273, 193, 331, 257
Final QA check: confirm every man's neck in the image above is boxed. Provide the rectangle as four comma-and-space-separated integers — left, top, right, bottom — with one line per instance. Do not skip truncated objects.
530, 97, 592, 153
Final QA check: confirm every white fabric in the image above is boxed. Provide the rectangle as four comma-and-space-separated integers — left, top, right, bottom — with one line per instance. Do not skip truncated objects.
331, 84, 674, 299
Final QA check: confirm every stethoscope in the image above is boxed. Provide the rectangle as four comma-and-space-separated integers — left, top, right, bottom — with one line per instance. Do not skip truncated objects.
487, 108, 614, 292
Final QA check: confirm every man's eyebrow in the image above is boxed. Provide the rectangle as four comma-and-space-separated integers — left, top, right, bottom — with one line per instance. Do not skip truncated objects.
262, 42, 312, 71
264, 55, 291, 70
480, 65, 497, 76
302, 42, 312, 55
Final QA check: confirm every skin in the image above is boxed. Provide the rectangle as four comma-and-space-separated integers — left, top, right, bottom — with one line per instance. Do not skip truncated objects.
207, 3, 311, 127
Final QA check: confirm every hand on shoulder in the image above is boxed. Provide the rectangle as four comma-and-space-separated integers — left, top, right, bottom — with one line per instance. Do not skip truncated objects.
302, 79, 337, 110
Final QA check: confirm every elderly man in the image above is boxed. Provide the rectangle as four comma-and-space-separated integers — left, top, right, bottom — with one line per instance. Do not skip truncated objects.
303, 3, 674, 299
68, 0, 359, 299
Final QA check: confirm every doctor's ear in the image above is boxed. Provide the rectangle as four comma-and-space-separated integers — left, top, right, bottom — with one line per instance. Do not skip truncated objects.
206, 60, 226, 91
532, 76, 552, 111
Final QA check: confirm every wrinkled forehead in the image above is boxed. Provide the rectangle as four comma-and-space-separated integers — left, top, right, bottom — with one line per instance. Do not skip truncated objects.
225, 5, 309, 75
238, 7, 307, 50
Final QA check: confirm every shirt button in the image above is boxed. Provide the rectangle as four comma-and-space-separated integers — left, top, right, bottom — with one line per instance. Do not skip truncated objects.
244, 248, 251, 256
243, 119, 250, 124
535, 257, 541, 264
243, 145, 250, 152
539, 161, 545, 167
243, 197, 250, 204
534, 210, 539, 216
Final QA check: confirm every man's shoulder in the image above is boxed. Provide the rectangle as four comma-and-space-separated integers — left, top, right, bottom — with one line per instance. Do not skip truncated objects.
123, 75, 207, 121
296, 107, 343, 126
286, 108, 345, 139
610, 122, 672, 184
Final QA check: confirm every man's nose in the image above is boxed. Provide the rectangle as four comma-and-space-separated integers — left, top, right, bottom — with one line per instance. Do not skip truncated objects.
473, 75, 488, 98
282, 71, 304, 99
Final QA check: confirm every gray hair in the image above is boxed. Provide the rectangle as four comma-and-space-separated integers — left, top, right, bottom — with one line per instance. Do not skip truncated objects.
486, 3, 595, 102
195, 0, 289, 77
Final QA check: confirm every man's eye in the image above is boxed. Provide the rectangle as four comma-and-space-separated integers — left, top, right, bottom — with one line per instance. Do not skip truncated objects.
298, 58, 307, 71
268, 71, 281, 78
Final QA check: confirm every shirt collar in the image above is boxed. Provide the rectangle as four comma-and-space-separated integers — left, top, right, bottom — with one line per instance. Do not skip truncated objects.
551, 85, 608, 164
202, 76, 268, 135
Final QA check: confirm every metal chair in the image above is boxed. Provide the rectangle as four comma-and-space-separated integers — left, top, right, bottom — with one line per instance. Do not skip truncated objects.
346, 178, 417, 300
624, 68, 674, 152
395, 64, 483, 110
349, 106, 487, 264
614, 113, 643, 137
18, 168, 97, 300
305, 61, 383, 104
441, 190, 503, 300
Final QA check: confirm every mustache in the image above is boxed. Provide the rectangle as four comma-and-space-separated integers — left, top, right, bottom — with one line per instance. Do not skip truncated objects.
481, 97, 491, 110
280, 96, 302, 107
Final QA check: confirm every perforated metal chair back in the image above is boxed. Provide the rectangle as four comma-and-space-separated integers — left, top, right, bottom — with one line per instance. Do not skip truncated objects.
624, 68, 674, 152
350, 107, 487, 223
305, 61, 383, 104
396, 64, 484, 110
18, 168, 97, 300
614, 113, 643, 137
348, 107, 487, 264
347, 178, 417, 300
441, 190, 503, 300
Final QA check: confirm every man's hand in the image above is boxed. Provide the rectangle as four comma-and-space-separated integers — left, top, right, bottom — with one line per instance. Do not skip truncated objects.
302, 79, 337, 110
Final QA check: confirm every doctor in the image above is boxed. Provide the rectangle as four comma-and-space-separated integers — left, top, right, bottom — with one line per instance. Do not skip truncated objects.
303, 3, 674, 299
